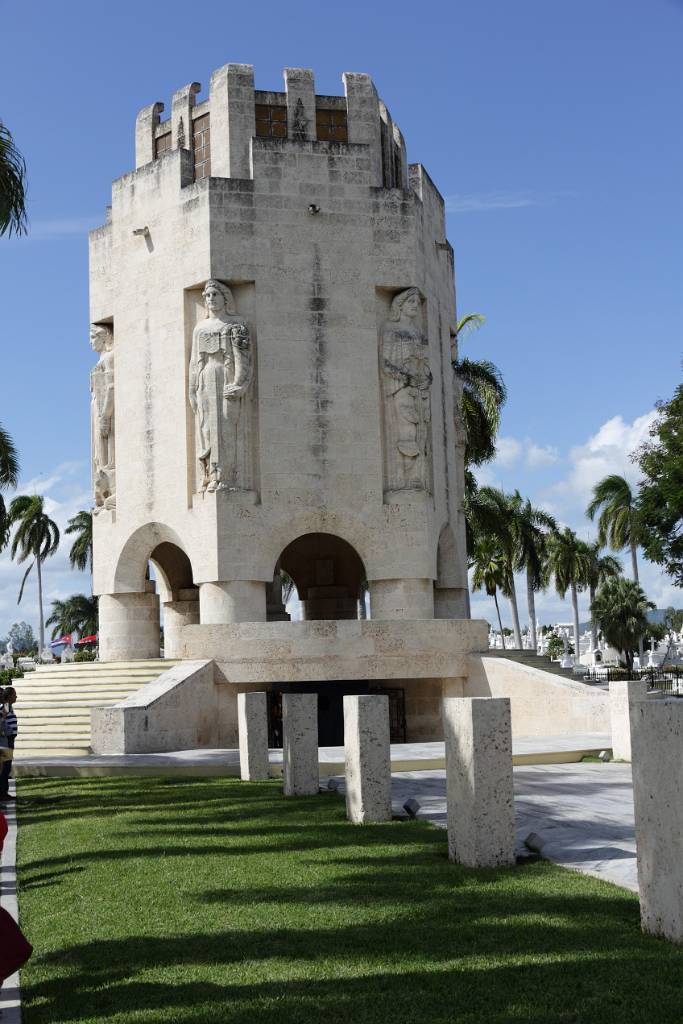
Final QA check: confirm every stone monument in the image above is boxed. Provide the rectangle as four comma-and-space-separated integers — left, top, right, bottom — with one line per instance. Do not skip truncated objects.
89, 62, 487, 745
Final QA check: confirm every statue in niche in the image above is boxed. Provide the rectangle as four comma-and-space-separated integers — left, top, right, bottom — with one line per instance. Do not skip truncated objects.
189, 279, 254, 492
90, 324, 116, 513
381, 287, 433, 493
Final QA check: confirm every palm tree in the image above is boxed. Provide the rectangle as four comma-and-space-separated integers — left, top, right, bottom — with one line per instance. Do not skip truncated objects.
8, 495, 60, 653
0, 122, 27, 237
0, 423, 19, 549
46, 594, 98, 640
474, 487, 523, 648
65, 510, 93, 573
587, 475, 642, 583
510, 492, 556, 651
453, 314, 507, 467
547, 527, 591, 660
470, 539, 507, 647
591, 577, 654, 673
582, 541, 622, 649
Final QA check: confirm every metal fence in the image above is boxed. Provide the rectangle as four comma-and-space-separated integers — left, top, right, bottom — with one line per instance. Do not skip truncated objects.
582, 666, 683, 694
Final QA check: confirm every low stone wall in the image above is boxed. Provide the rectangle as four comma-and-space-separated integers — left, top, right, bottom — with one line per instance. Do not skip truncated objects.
91, 660, 218, 754
466, 655, 610, 737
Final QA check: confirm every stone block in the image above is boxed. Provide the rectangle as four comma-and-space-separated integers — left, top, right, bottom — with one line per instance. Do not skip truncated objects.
442, 697, 515, 868
237, 691, 269, 781
631, 697, 683, 942
343, 694, 391, 823
282, 693, 319, 796
609, 677, 648, 761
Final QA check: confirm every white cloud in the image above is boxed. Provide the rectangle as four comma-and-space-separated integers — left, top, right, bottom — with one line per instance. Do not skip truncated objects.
446, 191, 574, 214
495, 436, 523, 467
526, 442, 560, 468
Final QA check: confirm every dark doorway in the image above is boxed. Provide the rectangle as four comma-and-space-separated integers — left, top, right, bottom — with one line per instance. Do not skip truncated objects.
277, 533, 366, 620
267, 682, 406, 747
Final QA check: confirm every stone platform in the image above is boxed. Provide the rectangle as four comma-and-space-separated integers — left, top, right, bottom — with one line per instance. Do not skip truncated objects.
15, 733, 610, 778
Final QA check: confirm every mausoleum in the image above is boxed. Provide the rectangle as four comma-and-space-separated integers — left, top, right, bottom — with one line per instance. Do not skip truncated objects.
88, 62, 489, 748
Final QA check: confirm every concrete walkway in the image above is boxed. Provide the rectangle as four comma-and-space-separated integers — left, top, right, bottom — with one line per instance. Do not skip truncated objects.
1, 782, 22, 1023
380, 762, 638, 892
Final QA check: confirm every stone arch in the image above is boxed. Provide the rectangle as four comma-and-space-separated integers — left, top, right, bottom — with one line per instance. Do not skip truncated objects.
262, 510, 375, 583
112, 522, 195, 594
276, 532, 367, 621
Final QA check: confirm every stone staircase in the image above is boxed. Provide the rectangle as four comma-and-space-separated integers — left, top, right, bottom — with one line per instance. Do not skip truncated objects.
485, 649, 583, 681
11, 660, 179, 758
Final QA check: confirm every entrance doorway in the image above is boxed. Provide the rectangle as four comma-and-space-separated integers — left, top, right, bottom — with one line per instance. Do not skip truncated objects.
277, 532, 367, 620
267, 683, 406, 747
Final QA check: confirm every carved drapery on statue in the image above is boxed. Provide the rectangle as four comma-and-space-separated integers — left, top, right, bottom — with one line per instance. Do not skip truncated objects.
189, 280, 254, 493
90, 324, 116, 513
381, 287, 433, 493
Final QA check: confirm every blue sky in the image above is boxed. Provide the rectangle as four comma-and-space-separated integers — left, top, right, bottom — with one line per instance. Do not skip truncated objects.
0, 0, 681, 637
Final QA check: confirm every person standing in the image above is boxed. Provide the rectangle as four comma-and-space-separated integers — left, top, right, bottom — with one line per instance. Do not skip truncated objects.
0, 688, 17, 803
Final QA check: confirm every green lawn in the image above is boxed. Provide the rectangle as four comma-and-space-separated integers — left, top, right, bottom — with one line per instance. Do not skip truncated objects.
15, 776, 683, 1024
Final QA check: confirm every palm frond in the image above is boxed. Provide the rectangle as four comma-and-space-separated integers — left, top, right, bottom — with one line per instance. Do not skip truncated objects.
0, 123, 28, 238
17, 560, 34, 604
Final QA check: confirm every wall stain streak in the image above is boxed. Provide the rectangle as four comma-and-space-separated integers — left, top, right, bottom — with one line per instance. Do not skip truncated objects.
438, 305, 451, 523
143, 320, 154, 512
309, 245, 329, 500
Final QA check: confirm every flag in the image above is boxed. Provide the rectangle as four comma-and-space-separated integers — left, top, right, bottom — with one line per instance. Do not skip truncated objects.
50, 634, 72, 649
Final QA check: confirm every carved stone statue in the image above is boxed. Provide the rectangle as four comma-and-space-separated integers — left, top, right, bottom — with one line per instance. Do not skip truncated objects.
189, 280, 254, 492
381, 287, 432, 492
90, 324, 116, 514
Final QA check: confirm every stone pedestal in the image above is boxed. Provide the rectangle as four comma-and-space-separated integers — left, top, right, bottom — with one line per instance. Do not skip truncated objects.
631, 698, 683, 942
442, 697, 515, 868
343, 694, 391, 823
163, 591, 200, 659
369, 578, 434, 620
199, 580, 266, 624
98, 592, 160, 662
609, 678, 648, 761
282, 693, 319, 796
237, 691, 269, 781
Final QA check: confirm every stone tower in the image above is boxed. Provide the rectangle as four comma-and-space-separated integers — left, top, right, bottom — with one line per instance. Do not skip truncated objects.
89, 64, 486, 743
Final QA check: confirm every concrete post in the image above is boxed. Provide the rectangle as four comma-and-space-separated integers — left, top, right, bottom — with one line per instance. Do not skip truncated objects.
342, 72, 382, 186
135, 101, 164, 168
98, 592, 160, 662
282, 693, 319, 796
171, 82, 200, 151
209, 63, 256, 179
442, 697, 515, 868
343, 694, 391, 823
199, 581, 266, 623
609, 678, 648, 761
237, 691, 269, 781
284, 68, 316, 142
631, 697, 683, 942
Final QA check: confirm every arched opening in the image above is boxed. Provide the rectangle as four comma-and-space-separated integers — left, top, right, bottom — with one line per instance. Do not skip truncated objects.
276, 532, 367, 621
148, 542, 198, 659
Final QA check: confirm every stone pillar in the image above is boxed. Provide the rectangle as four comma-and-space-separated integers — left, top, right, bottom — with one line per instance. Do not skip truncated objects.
98, 592, 160, 662
163, 589, 199, 659
343, 694, 391, 824
237, 691, 269, 781
135, 101, 164, 168
369, 578, 434, 620
342, 72, 382, 186
209, 63, 256, 179
171, 82, 200, 151
631, 698, 683, 942
609, 678, 648, 761
199, 581, 266, 624
284, 68, 316, 142
282, 693, 319, 796
442, 697, 515, 868
434, 587, 469, 619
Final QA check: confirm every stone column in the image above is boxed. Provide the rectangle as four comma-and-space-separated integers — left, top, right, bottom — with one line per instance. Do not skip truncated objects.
199, 581, 266, 624
98, 592, 160, 662
442, 697, 515, 868
609, 678, 648, 761
163, 589, 200, 659
237, 691, 269, 781
135, 101, 164, 168
369, 578, 434, 620
631, 697, 683, 942
282, 693, 319, 796
209, 63, 256, 179
342, 72, 382, 186
434, 587, 469, 619
284, 68, 316, 141
343, 694, 391, 823
171, 82, 200, 150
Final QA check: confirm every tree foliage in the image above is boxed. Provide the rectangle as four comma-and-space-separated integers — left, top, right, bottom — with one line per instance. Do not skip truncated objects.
46, 594, 98, 640
0, 422, 19, 550
453, 315, 507, 468
65, 510, 93, 573
6, 621, 35, 654
635, 384, 683, 586
591, 577, 654, 672
0, 122, 27, 237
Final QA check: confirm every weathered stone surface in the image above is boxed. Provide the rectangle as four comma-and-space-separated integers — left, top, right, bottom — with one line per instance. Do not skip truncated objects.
609, 678, 648, 761
237, 690, 269, 781
98, 592, 160, 662
343, 694, 391, 823
282, 693, 318, 796
90, 324, 116, 513
443, 697, 515, 868
631, 697, 683, 942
